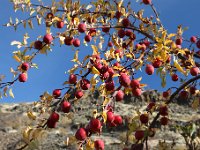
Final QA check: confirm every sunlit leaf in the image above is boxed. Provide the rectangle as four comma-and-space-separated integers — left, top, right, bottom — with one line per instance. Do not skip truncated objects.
27, 111, 36, 120
9, 88, 14, 98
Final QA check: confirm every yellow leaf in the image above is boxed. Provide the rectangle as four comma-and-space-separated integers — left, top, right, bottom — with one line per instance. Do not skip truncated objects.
192, 97, 199, 110
86, 139, 94, 150
91, 45, 98, 55
140, 83, 147, 87
136, 77, 142, 82
9, 88, 14, 98
103, 97, 110, 106
91, 66, 100, 75
71, 50, 79, 62
22, 126, 33, 143
101, 111, 107, 123
174, 60, 187, 76
27, 111, 36, 120
168, 33, 176, 39
13, 55, 21, 62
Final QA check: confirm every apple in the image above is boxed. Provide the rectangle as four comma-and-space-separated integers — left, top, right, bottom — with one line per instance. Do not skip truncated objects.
196, 39, 200, 48
143, 40, 150, 47
119, 73, 131, 87
73, 38, 80, 47
85, 34, 92, 42
130, 79, 140, 89
89, 118, 101, 133
179, 90, 189, 100
107, 67, 115, 77
34, 40, 43, 50
64, 37, 74, 45
49, 112, 59, 122
18, 73, 28, 82
147, 102, 156, 111
105, 81, 115, 91
140, 113, 149, 124
171, 74, 178, 81
135, 130, 144, 140
80, 79, 90, 90
75, 128, 87, 141
107, 111, 115, 123
118, 29, 126, 38
75, 90, 83, 99
132, 88, 142, 97
152, 59, 162, 68
102, 25, 110, 33
190, 67, 199, 76
47, 119, 57, 128
78, 23, 86, 33
142, 0, 151, 5
21, 62, 29, 71
94, 139, 105, 150
190, 86, 196, 95
61, 101, 71, 113
113, 115, 123, 125
108, 41, 113, 47
122, 18, 130, 27
115, 11, 122, 19
57, 21, 64, 28
145, 64, 154, 75
89, 28, 96, 36
175, 38, 182, 45
190, 36, 197, 43
159, 105, 168, 116
69, 74, 77, 84
115, 90, 124, 101
52, 89, 61, 98
43, 34, 53, 44
160, 117, 168, 126
131, 143, 144, 150
162, 91, 170, 98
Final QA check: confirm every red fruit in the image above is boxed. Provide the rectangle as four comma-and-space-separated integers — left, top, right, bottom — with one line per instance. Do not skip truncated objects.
179, 90, 189, 99
145, 64, 154, 75
78, 23, 86, 33
115, 11, 122, 19
159, 105, 168, 116
140, 113, 149, 124
115, 90, 124, 101
175, 38, 182, 45
75, 90, 84, 99
107, 121, 117, 127
107, 111, 115, 123
140, 44, 147, 51
190, 86, 196, 95
73, 38, 80, 47
80, 79, 90, 90
85, 35, 92, 42
130, 79, 140, 89
113, 62, 120, 67
190, 36, 197, 43
95, 63, 103, 71
89, 28, 96, 36
135, 130, 144, 140
64, 37, 74, 45
132, 88, 142, 97
108, 41, 113, 47
101, 65, 109, 73
152, 59, 162, 68
118, 29, 126, 38
196, 39, 200, 48
18, 73, 28, 82
43, 34, 53, 44
75, 128, 87, 141
114, 115, 123, 125
105, 81, 115, 91
47, 119, 57, 128
102, 25, 110, 33
142, 0, 151, 5
143, 40, 150, 47
190, 67, 199, 76
89, 118, 101, 133
21, 62, 29, 71
100, 72, 110, 80
171, 74, 178, 81
147, 102, 156, 111
69, 74, 77, 84
162, 91, 170, 98
160, 117, 168, 126
49, 112, 59, 122
52, 89, 61, 98
61, 101, 71, 113
119, 73, 131, 87
122, 18, 130, 27
57, 21, 64, 28
114, 49, 123, 58
166, 55, 171, 63
131, 143, 144, 150
135, 43, 141, 50
94, 139, 105, 150
125, 30, 132, 37
34, 40, 43, 50
108, 67, 114, 77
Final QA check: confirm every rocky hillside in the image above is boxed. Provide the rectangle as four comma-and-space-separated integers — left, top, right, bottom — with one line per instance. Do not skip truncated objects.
0, 90, 200, 150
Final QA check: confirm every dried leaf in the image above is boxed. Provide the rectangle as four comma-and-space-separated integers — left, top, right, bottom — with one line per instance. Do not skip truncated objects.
27, 111, 36, 120
9, 88, 14, 98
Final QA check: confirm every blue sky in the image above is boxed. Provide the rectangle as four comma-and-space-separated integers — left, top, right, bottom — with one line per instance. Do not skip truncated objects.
0, 0, 200, 103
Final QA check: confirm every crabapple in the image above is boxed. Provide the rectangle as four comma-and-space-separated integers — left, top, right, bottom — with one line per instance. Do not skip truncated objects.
78, 23, 86, 33
21, 62, 29, 71
43, 34, 53, 44
61, 101, 71, 113
145, 64, 154, 75
52, 89, 61, 98
18, 73, 28, 82
69, 74, 77, 84
75, 90, 84, 99
75, 128, 87, 141
34, 40, 43, 50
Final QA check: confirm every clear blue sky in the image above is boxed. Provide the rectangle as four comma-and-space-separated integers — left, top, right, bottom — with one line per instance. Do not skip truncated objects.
0, 0, 200, 103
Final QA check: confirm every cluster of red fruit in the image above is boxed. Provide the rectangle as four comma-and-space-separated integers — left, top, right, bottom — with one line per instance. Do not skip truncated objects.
18, 62, 29, 82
